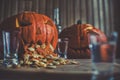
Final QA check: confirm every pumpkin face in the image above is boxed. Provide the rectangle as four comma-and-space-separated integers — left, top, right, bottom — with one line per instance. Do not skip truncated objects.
18, 12, 58, 48
0, 11, 58, 59
59, 24, 107, 59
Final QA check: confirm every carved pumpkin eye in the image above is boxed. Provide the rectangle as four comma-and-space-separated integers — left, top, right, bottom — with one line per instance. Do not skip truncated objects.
19, 13, 32, 26
45, 20, 54, 27
19, 21, 32, 26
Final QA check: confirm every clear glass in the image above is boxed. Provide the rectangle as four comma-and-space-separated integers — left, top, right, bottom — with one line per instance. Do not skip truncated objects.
89, 32, 118, 80
57, 38, 69, 59
2, 30, 20, 67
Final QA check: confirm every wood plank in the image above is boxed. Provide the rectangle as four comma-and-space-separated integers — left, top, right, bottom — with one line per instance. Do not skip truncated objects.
103, 0, 110, 35
65, 0, 74, 26
7, 0, 11, 17
18, 0, 25, 13
32, 0, 39, 12
86, 0, 93, 25
92, 0, 99, 28
70, 0, 74, 25
113, 0, 120, 30
39, 0, 46, 14
24, 0, 32, 11
72, 0, 75, 24
65, 0, 69, 27
36, 0, 39, 12
85, 0, 89, 23
108, 0, 114, 31
67, 0, 70, 26
81, 0, 87, 24
0, 2, 1, 22
0, 0, 115, 36
3, 0, 8, 19
79, 0, 82, 23
0, 0, 5, 21
59, 0, 67, 28
45, 0, 53, 18
74, 0, 80, 24
31, 0, 35, 12
67, 0, 72, 27
53, 0, 59, 8
11, 0, 18, 16
98, 0, 105, 32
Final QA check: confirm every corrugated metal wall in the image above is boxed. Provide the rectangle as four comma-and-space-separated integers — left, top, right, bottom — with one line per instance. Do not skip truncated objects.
0, 0, 114, 35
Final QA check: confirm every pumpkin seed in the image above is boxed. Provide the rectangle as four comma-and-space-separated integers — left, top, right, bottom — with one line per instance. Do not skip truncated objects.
28, 47, 35, 52
42, 59, 47, 63
41, 43, 46, 49
49, 44, 54, 52
31, 58, 39, 63
47, 63, 53, 66
35, 44, 40, 48
52, 61, 60, 65
38, 62, 47, 67
46, 65, 57, 69
70, 61, 78, 64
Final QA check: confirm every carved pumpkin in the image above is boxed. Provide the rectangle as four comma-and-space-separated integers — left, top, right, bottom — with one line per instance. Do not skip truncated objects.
0, 11, 58, 59
59, 24, 107, 59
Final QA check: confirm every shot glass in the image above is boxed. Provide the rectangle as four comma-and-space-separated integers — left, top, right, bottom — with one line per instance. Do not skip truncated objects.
57, 38, 69, 58
2, 30, 20, 67
89, 32, 118, 80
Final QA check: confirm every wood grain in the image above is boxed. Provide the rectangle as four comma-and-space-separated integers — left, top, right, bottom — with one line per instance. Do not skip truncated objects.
0, 0, 116, 35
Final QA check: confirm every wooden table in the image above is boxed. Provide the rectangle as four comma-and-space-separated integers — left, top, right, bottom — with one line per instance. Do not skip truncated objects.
0, 59, 120, 80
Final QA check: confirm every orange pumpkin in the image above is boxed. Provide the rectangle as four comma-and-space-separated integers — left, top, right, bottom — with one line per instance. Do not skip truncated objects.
0, 11, 58, 59
59, 23, 107, 59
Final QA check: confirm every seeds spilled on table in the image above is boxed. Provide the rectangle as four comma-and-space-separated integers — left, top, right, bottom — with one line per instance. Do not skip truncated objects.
16, 43, 78, 69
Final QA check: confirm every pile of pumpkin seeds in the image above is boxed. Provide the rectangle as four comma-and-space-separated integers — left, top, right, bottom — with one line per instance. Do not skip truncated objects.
19, 43, 78, 69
